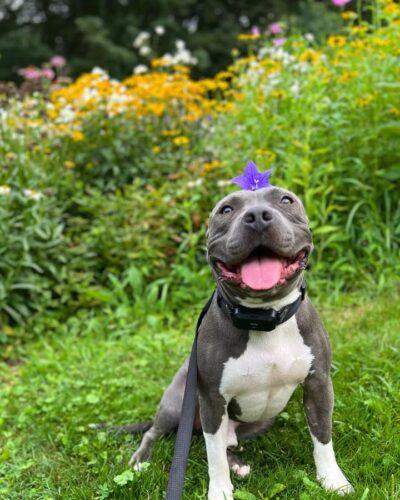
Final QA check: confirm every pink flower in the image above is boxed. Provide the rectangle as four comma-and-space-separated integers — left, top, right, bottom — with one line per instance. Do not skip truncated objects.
273, 37, 287, 46
331, 0, 351, 6
18, 66, 41, 80
41, 67, 55, 80
268, 22, 282, 35
251, 25, 261, 36
50, 55, 66, 68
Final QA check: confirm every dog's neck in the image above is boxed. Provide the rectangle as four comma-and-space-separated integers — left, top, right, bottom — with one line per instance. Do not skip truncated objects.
234, 286, 301, 310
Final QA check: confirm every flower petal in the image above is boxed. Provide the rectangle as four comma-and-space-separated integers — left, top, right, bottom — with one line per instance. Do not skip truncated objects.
231, 174, 253, 190
256, 170, 272, 188
243, 160, 259, 181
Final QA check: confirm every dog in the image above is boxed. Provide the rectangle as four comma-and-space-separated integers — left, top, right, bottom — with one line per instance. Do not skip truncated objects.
128, 186, 353, 498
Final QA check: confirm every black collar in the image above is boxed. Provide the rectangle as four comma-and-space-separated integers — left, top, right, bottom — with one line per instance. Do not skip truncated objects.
217, 282, 306, 331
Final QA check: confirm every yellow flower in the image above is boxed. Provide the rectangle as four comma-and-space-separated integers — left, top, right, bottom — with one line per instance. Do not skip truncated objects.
238, 33, 260, 41
328, 36, 346, 48
350, 25, 368, 35
162, 129, 179, 137
203, 160, 222, 173
152, 145, 161, 154
256, 148, 276, 162
341, 11, 357, 20
5, 152, 16, 161
299, 49, 322, 64
388, 107, 400, 116
173, 136, 189, 146
350, 39, 366, 49
71, 130, 85, 142
384, 2, 400, 15
270, 89, 287, 99
64, 160, 76, 169
357, 95, 374, 107
338, 70, 358, 83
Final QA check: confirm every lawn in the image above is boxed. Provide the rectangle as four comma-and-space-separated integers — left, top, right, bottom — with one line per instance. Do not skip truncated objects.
1, 284, 399, 499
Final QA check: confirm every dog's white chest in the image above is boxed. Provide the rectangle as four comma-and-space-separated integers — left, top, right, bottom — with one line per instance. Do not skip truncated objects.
220, 317, 314, 422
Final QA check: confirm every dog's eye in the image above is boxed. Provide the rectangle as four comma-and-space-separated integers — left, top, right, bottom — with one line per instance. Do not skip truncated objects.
280, 195, 294, 205
220, 205, 233, 214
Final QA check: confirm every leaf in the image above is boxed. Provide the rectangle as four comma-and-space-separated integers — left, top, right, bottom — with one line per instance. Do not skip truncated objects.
0, 448, 10, 463
86, 393, 100, 404
113, 470, 134, 486
302, 476, 319, 490
379, 121, 400, 136
313, 225, 337, 235
234, 491, 257, 500
267, 483, 287, 498
376, 166, 400, 181
360, 487, 370, 500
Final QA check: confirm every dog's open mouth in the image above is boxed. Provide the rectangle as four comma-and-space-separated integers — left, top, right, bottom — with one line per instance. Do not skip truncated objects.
216, 246, 308, 291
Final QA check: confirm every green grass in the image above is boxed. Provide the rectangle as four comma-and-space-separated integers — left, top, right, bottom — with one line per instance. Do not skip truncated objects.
1, 285, 399, 499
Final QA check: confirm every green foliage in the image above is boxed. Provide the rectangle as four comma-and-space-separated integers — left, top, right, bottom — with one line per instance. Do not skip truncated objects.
209, 28, 400, 290
0, 191, 67, 323
1, 11, 399, 324
74, 16, 135, 77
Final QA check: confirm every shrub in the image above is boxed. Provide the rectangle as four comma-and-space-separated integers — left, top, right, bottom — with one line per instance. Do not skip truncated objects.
0, 189, 67, 322
0, 4, 399, 325
207, 7, 400, 289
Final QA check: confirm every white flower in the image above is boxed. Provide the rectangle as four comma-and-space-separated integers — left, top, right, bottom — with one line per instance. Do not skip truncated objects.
290, 81, 301, 97
139, 46, 151, 56
91, 67, 108, 78
134, 64, 148, 74
57, 106, 76, 123
160, 45, 197, 66
161, 53, 174, 66
304, 33, 315, 42
58, 106, 76, 123
175, 39, 186, 51
217, 180, 231, 187
183, 17, 198, 34
154, 25, 165, 35
23, 189, 43, 201
133, 31, 150, 48
187, 179, 203, 188
0, 185, 11, 195
239, 15, 250, 27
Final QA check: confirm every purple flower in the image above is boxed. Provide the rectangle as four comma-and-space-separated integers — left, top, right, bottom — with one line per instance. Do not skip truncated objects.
331, 0, 351, 6
18, 66, 41, 80
41, 67, 55, 80
268, 22, 282, 35
231, 161, 272, 191
251, 25, 261, 36
273, 37, 287, 46
50, 55, 66, 68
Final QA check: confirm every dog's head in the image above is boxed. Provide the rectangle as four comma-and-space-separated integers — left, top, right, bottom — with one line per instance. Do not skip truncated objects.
207, 187, 313, 302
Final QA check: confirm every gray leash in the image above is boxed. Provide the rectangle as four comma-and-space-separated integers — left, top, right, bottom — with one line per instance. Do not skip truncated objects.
165, 292, 215, 500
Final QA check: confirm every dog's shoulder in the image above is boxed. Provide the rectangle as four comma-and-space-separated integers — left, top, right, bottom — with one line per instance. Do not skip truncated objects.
296, 296, 332, 374
197, 294, 249, 388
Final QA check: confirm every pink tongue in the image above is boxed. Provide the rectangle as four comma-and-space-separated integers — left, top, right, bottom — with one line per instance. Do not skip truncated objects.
240, 255, 283, 290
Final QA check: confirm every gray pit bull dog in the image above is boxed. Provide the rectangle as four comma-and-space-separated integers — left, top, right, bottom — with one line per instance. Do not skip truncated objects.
128, 187, 353, 498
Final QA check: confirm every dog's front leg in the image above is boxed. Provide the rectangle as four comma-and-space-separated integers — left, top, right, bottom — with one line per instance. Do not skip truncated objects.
200, 394, 233, 500
303, 374, 354, 495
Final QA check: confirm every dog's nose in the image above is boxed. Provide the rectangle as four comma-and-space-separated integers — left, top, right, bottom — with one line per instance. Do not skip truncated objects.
243, 207, 273, 230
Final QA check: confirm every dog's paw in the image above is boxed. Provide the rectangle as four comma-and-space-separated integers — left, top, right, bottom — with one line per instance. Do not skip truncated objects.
231, 463, 250, 478
208, 482, 233, 500
318, 466, 354, 495
128, 448, 151, 471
